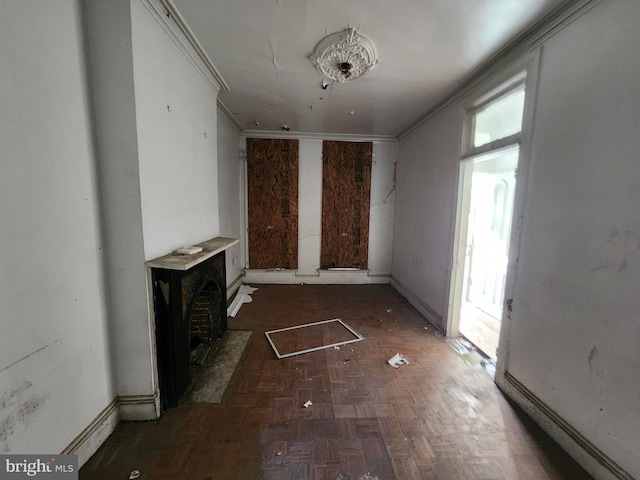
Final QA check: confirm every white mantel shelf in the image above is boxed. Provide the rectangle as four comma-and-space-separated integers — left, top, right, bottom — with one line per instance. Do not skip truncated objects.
146, 237, 239, 271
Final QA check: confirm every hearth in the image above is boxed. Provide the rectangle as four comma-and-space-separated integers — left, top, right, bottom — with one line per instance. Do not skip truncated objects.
148, 237, 238, 410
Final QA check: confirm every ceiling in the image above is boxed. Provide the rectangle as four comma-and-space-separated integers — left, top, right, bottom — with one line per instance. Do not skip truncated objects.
172, 0, 569, 138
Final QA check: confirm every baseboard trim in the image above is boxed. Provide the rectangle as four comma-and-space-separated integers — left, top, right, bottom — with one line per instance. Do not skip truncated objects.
63, 393, 161, 467
62, 398, 120, 467
118, 393, 160, 421
498, 371, 633, 480
390, 276, 444, 330
226, 273, 243, 300
243, 269, 390, 285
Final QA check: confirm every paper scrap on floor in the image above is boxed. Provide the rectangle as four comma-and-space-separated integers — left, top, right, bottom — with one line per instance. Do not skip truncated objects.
388, 353, 410, 368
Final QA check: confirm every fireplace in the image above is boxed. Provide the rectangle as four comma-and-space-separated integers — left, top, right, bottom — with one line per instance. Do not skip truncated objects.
148, 237, 239, 411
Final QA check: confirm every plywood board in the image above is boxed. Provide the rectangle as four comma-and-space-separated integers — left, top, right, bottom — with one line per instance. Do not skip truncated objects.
321, 141, 372, 269
247, 138, 298, 269
265, 318, 364, 359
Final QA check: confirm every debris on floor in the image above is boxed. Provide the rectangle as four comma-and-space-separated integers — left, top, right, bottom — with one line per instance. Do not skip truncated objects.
190, 342, 211, 367
481, 358, 497, 376
265, 318, 364, 359
387, 353, 410, 368
446, 338, 471, 355
129, 471, 141, 480
458, 337, 476, 350
303, 400, 313, 408
227, 285, 258, 317
359, 474, 380, 480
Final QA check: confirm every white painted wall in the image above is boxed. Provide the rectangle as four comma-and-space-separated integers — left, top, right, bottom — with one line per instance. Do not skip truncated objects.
393, 1, 640, 477
0, 0, 114, 459
85, 0, 154, 411
297, 139, 324, 277
503, 1, 640, 477
369, 142, 398, 277
84, 0, 226, 419
392, 107, 460, 329
217, 111, 244, 290
131, 0, 220, 262
243, 137, 397, 284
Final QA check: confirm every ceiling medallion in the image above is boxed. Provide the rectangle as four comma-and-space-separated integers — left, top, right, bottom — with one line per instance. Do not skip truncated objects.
310, 28, 379, 84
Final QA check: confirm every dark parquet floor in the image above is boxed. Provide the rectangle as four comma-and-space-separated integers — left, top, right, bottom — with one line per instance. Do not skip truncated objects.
80, 284, 594, 479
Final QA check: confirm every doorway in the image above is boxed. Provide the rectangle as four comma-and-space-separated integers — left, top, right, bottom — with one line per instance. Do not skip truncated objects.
458, 147, 518, 358
449, 78, 526, 359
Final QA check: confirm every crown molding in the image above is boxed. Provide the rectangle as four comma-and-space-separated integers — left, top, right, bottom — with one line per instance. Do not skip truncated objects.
217, 100, 244, 133
241, 129, 397, 144
396, 0, 602, 139
137, 0, 229, 94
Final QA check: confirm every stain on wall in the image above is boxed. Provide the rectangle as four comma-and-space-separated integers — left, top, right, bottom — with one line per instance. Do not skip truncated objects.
0, 380, 52, 452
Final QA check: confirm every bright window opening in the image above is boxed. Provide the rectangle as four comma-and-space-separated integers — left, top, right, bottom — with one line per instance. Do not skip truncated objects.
473, 85, 526, 148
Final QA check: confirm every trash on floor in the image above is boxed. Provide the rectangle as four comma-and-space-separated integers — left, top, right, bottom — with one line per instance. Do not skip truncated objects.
387, 353, 410, 368
190, 341, 211, 367
265, 318, 364, 359
129, 471, 141, 480
481, 358, 497, 376
458, 337, 476, 350
227, 285, 258, 317
303, 400, 313, 408
446, 338, 471, 355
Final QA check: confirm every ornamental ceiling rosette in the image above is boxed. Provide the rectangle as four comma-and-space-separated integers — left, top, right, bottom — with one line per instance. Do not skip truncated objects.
310, 27, 379, 84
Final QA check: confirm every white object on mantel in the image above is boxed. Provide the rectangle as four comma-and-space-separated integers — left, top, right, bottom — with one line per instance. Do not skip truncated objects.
176, 246, 203, 255
147, 237, 239, 271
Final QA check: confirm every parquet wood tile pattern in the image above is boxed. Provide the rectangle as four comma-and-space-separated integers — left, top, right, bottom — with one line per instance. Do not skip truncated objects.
80, 284, 593, 480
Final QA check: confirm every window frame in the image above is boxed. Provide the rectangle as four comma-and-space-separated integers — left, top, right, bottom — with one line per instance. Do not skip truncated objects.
460, 71, 528, 160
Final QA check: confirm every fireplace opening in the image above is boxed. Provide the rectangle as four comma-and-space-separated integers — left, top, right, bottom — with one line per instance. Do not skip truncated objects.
189, 281, 223, 367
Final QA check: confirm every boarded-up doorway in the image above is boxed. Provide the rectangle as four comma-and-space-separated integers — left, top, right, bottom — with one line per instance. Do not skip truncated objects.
321, 141, 372, 269
247, 138, 298, 269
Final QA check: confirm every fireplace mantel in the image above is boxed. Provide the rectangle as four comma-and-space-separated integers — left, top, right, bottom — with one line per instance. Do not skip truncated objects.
147, 237, 239, 271
148, 236, 239, 410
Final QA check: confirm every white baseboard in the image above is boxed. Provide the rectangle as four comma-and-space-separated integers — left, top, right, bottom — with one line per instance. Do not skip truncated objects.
62, 398, 119, 467
243, 269, 390, 284
118, 394, 160, 421
226, 273, 243, 300
390, 276, 444, 330
497, 371, 633, 480
64, 393, 161, 467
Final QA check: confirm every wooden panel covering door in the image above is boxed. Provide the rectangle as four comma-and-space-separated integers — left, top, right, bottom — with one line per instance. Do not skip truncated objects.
321, 141, 372, 269
247, 138, 298, 269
